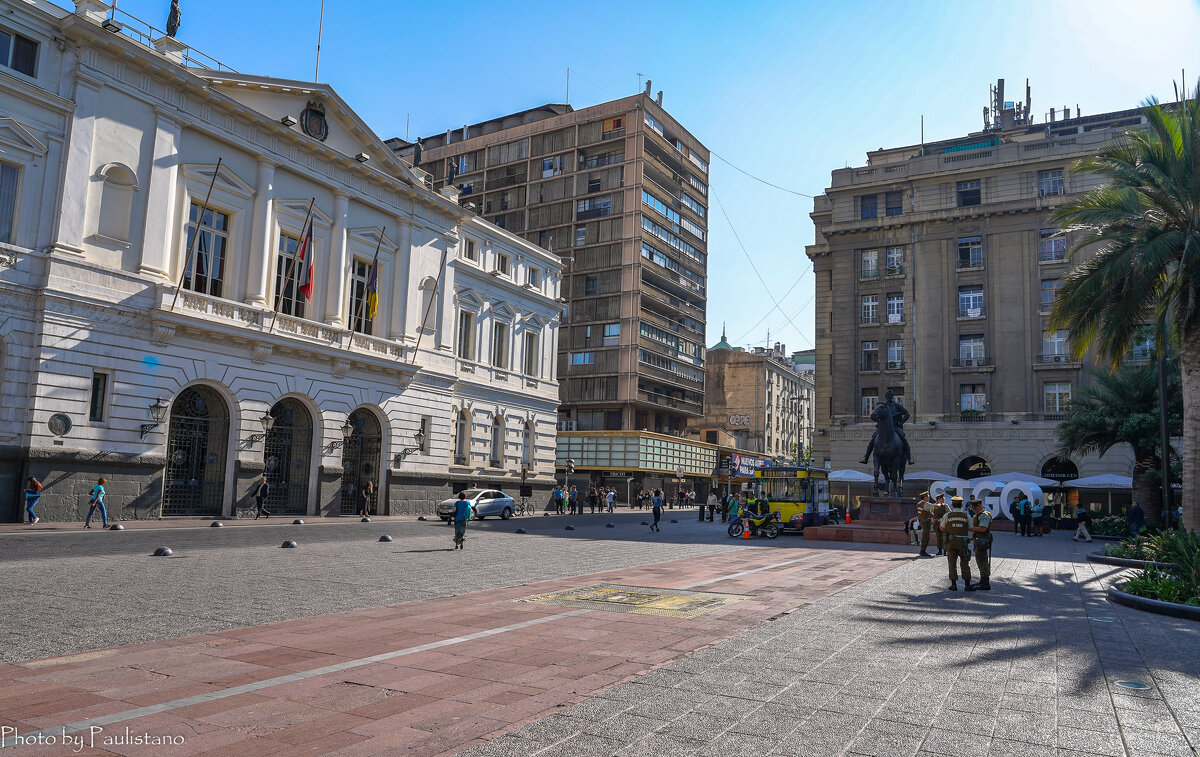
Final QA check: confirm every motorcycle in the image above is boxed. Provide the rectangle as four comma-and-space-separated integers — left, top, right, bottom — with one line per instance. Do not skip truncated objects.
728, 510, 780, 539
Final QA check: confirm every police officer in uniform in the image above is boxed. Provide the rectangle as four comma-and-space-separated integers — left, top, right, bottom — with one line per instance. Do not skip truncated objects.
940, 495, 973, 591
916, 491, 936, 557
969, 498, 993, 590
931, 493, 949, 556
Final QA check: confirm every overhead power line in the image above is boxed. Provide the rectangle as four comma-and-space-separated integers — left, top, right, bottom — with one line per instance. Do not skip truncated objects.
709, 150, 816, 198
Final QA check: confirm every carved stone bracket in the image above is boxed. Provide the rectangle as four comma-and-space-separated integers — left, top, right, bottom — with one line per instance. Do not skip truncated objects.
0, 250, 16, 270
251, 343, 272, 364
151, 322, 176, 347
332, 358, 350, 379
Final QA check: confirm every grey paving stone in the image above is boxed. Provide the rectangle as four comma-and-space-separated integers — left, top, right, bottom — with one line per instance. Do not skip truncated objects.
616, 731, 706, 757
1119, 726, 1195, 756
986, 737, 1055, 757
585, 714, 664, 743
693, 732, 781, 757
536, 732, 624, 757
920, 726, 988, 757
1055, 725, 1125, 756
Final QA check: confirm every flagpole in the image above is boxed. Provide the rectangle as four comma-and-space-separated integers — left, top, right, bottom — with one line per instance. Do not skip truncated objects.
352, 226, 386, 336
409, 245, 449, 364
170, 157, 223, 312
314, 0, 325, 81
268, 197, 316, 333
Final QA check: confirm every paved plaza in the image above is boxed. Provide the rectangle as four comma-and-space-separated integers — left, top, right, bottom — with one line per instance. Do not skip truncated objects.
0, 514, 1197, 756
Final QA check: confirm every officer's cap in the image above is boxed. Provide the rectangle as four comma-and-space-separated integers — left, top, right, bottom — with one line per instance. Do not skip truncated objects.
950, 495, 964, 507
969, 498, 983, 508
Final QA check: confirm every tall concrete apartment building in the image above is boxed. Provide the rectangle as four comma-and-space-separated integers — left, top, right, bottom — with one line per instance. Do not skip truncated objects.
391, 91, 721, 496
391, 89, 710, 436
806, 80, 1142, 483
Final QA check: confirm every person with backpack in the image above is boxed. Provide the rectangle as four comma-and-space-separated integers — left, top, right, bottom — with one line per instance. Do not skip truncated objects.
452, 492, 472, 549
650, 489, 664, 532
24, 477, 42, 525
1073, 505, 1093, 543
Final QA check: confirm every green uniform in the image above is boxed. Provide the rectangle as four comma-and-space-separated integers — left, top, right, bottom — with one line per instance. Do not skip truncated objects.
932, 502, 949, 552
917, 498, 935, 551
972, 509, 993, 582
940, 508, 972, 583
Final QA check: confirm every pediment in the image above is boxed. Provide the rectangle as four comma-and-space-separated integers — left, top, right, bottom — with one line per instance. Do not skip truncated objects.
0, 117, 48, 156
454, 288, 484, 312
490, 302, 515, 321
522, 313, 546, 329
183, 162, 254, 199
348, 226, 396, 252
277, 198, 334, 226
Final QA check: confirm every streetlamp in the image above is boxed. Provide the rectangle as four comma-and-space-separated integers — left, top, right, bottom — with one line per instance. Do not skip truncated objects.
140, 397, 170, 439
247, 412, 276, 446
392, 428, 426, 466
330, 418, 355, 450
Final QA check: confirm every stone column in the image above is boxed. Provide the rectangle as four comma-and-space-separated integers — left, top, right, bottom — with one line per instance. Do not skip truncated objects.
244, 159, 275, 307
436, 234, 455, 350
138, 110, 182, 278
389, 217, 412, 339
324, 192, 349, 327
52, 75, 102, 255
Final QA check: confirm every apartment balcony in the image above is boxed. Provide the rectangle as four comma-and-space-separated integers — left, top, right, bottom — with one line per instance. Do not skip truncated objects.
639, 276, 706, 318
950, 357, 995, 373
1034, 353, 1082, 370
637, 390, 703, 415
957, 306, 985, 320
635, 355, 704, 391
885, 360, 906, 371
859, 268, 881, 280
884, 265, 905, 277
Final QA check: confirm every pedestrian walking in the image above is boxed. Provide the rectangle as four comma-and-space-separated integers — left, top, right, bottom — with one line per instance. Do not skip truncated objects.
1017, 495, 1033, 537
1073, 505, 1093, 542
969, 498, 992, 590
650, 489, 664, 531
1128, 502, 1145, 537
254, 475, 271, 519
940, 496, 972, 591
24, 477, 42, 524
85, 477, 108, 529
549, 484, 561, 514
569, 485, 579, 515
607, 488, 615, 513
452, 492, 471, 549
358, 480, 374, 517
1008, 499, 1020, 533
706, 490, 717, 522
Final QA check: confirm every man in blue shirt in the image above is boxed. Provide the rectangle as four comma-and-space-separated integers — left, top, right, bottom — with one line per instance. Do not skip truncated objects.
453, 493, 472, 549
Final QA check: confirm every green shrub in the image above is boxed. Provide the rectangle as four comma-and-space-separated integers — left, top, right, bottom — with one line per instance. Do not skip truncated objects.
1120, 530, 1200, 607
1091, 514, 1130, 537
1104, 536, 1160, 561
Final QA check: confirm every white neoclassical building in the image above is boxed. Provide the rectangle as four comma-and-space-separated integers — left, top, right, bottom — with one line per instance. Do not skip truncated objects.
0, 0, 562, 521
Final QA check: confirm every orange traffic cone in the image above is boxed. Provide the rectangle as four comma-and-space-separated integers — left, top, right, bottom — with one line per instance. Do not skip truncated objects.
845, 509, 852, 524
742, 522, 752, 540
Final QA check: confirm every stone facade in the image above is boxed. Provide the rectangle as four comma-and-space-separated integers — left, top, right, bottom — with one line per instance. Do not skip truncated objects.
0, 1, 562, 521
807, 87, 1143, 479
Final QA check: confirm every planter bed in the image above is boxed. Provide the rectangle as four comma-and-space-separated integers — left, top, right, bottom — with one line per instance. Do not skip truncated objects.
1108, 582, 1200, 622
1087, 552, 1176, 570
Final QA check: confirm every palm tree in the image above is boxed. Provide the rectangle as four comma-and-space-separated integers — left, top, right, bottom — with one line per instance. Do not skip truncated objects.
1056, 363, 1180, 528
1050, 85, 1200, 531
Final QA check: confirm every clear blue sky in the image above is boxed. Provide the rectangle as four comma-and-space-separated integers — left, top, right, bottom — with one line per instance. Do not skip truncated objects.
89, 0, 1200, 354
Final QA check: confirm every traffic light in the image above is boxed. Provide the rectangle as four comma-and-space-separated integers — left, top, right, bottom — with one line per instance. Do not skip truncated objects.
566, 459, 575, 475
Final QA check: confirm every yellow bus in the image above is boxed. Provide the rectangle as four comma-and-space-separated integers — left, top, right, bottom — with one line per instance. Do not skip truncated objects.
752, 465, 833, 532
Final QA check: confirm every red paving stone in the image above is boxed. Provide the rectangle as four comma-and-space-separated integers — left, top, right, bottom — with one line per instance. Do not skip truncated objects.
0, 544, 903, 756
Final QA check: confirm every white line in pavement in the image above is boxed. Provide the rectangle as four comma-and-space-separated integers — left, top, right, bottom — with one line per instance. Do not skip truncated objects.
11, 547, 839, 746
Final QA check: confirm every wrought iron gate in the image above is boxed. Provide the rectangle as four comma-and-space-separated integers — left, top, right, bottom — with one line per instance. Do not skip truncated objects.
340, 409, 381, 515
263, 399, 312, 515
162, 387, 229, 516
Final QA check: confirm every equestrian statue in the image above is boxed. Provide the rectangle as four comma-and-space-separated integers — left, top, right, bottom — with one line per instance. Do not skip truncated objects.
860, 389, 912, 496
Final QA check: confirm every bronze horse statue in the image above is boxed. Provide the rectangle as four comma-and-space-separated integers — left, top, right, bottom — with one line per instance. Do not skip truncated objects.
868, 401, 906, 496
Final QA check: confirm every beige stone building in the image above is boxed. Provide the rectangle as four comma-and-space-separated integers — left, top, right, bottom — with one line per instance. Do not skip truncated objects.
389, 87, 710, 444
691, 334, 814, 462
807, 81, 1143, 481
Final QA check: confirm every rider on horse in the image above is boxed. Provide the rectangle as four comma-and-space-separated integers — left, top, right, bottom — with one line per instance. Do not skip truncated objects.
860, 389, 914, 466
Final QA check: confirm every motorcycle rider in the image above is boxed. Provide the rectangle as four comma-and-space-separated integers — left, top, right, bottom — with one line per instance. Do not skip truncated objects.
859, 389, 914, 466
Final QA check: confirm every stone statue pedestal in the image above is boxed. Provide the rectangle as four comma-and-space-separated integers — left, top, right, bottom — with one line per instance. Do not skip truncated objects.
856, 496, 916, 522
153, 36, 187, 65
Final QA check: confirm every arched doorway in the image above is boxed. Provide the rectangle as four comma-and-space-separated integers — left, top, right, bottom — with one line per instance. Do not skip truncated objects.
263, 398, 313, 515
340, 408, 382, 515
956, 456, 991, 480
162, 386, 230, 515
1041, 457, 1078, 484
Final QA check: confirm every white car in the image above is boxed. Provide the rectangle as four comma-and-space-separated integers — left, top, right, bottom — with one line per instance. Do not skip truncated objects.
436, 489, 515, 521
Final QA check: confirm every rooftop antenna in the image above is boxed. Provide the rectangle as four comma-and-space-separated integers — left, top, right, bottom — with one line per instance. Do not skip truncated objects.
313, 0, 325, 81
405, 113, 410, 142
637, 72, 643, 93
565, 67, 570, 105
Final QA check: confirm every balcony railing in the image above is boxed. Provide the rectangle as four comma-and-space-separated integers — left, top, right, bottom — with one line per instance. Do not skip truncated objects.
600, 128, 626, 141
886, 360, 906, 370
860, 268, 880, 280
1038, 247, 1068, 263
1042, 412, 1067, 422
453, 455, 468, 466
956, 258, 984, 269
957, 306, 985, 318
955, 411, 990, 423
861, 316, 879, 326
951, 357, 994, 368
884, 265, 904, 276
860, 360, 880, 372
1037, 353, 1074, 364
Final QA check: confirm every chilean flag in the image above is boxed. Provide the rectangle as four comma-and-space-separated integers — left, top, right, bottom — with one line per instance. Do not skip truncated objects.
296, 220, 314, 302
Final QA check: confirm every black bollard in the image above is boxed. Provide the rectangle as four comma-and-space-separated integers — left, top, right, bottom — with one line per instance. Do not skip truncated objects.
210, 521, 223, 527
152, 547, 173, 557
109, 524, 124, 531
282, 540, 298, 548
378, 534, 393, 542
293, 519, 305, 525
515, 528, 527, 534
361, 517, 371, 523
565, 525, 575, 531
